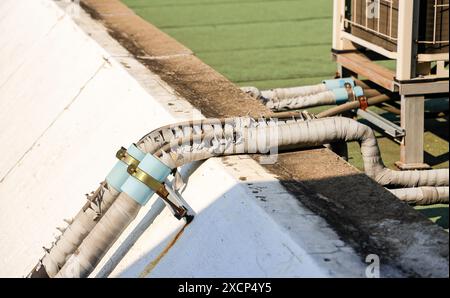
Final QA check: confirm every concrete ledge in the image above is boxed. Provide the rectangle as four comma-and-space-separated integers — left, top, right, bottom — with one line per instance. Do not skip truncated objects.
266, 150, 449, 277
80, 0, 268, 118
81, 0, 193, 58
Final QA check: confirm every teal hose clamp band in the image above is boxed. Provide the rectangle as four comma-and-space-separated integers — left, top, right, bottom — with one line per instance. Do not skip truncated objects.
323, 78, 355, 90
121, 154, 172, 205
333, 86, 365, 105
106, 144, 146, 191
332, 87, 349, 104
353, 86, 364, 98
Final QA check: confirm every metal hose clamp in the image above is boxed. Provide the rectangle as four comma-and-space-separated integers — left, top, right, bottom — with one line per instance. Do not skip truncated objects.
127, 164, 169, 198
127, 164, 187, 219
344, 82, 356, 102
116, 147, 140, 168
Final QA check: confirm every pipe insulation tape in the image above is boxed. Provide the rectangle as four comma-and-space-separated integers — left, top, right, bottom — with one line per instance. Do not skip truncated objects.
121, 154, 172, 205
322, 78, 355, 90
106, 144, 146, 191
333, 86, 364, 104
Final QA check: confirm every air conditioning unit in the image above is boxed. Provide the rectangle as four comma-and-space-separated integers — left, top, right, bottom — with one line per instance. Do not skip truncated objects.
332, 0, 449, 170
347, 0, 448, 55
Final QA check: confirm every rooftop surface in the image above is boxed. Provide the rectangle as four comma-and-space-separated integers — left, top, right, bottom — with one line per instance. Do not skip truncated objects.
0, 0, 447, 277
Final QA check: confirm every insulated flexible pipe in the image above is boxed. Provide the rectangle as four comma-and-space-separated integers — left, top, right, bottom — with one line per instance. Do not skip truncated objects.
241, 78, 355, 100
95, 196, 167, 277
29, 184, 118, 278
242, 78, 362, 110
56, 193, 142, 278
28, 145, 146, 278
135, 112, 317, 154
56, 152, 175, 278
57, 117, 312, 277
264, 87, 386, 111
93, 113, 447, 193
137, 118, 227, 154
138, 116, 448, 188
35, 117, 281, 277
154, 117, 448, 188
242, 77, 388, 112
241, 84, 328, 100
388, 187, 449, 205
31, 114, 348, 277
54, 116, 448, 278
53, 117, 308, 277
265, 87, 364, 111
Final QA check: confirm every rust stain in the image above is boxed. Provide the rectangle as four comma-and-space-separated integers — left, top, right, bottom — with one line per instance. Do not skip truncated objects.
138, 222, 190, 278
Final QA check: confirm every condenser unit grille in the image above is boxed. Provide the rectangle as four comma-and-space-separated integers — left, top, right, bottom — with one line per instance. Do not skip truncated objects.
344, 0, 449, 54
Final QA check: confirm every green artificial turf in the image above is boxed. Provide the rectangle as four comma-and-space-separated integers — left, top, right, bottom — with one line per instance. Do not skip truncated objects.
122, 0, 448, 229
122, 0, 335, 89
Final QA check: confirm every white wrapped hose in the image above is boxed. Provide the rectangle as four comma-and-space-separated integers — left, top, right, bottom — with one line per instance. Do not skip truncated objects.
30, 144, 146, 278
29, 184, 119, 277
261, 84, 329, 100
158, 117, 449, 188
241, 84, 328, 101
388, 187, 449, 205
56, 193, 141, 278
266, 91, 337, 110
241, 78, 360, 111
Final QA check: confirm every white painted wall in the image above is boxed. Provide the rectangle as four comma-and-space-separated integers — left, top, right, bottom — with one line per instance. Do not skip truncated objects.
0, 0, 366, 277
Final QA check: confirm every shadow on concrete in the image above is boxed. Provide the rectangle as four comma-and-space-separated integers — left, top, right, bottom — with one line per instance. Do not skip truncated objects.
417, 206, 449, 230
359, 109, 449, 168
96, 166, 449, 278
